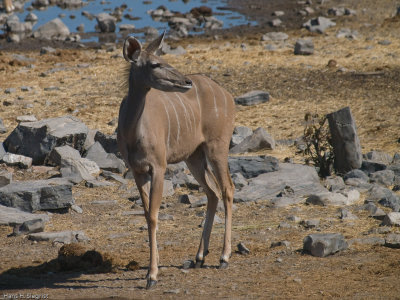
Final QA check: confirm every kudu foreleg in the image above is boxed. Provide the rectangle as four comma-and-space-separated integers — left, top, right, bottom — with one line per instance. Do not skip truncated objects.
134, 169, 164, 289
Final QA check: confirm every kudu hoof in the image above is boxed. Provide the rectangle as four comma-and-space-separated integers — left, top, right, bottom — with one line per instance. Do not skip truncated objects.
194, 259, 205, 269
219, 260, 229, 269
146, 279, 157, 289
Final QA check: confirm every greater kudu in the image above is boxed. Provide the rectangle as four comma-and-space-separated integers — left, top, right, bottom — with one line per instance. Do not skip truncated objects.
117, 32, 235, 289
3, 0, 14, 12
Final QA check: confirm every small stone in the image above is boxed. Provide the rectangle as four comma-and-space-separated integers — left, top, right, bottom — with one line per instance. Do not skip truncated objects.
294, 39, 314, 55
4, 88, 16, 94
384, 233, 400, 248
237, 242, 250, 254
382, 212, 400, 226
302, 219, 320, 228
2, 153, 32, 169
16, 115, 37, 122
0, 170, 12, 187
303, 233, 348, 257
182, 260, 194, 269
71, 204, 83, 213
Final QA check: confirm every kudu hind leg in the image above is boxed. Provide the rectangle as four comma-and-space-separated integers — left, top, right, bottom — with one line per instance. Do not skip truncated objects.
206, 150, 235, 269
186, 148, 221, 268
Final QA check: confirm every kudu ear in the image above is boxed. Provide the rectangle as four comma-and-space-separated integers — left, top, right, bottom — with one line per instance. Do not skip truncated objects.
145, 31, 165, 56
123, 36, 142, 63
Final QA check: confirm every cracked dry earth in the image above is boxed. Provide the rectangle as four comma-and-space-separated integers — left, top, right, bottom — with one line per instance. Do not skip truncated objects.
1, 0, 400, 299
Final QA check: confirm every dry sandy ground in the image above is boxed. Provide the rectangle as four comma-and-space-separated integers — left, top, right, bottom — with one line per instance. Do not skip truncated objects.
0, 0, 400, 299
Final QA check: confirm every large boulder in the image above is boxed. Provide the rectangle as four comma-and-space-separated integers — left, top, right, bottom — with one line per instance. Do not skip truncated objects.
234, 163, 327, 203
4, 116, 88, 165
33, 18, 70, 40
327, 107, 362, 174
0, 178, 74, 212
228, 156, 279, 179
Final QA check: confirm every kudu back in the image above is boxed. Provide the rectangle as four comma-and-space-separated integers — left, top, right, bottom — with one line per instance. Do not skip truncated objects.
117, 32, 235, 289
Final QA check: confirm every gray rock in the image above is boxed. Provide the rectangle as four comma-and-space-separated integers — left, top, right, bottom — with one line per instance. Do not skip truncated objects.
389, 163, 400, 176
190, 196, 207, 208
327, 107, 362, 174
0, 143, 6, 160
234, 163, 327, 203
230, 126, 253, 148
28, 230, 89, 244
0, 205, 49, 228
339, 208, 358, 220
163, 179, 175, 197
364, 150, 393, 165
303, 233, 348, 257
367, 185, 400, 212
171, 171, 199, 189
16, 115, 37, 123
361, 202, 386, 219
85, 180, 115, 188
369, 170, 395, 186
71, 204, 83, 213
96, 13, 116, 33
231, 172, 248, 189
182, 260, 194, 269
119, 24, 135, 32
0, 178, 74, 212
382, 212, 400, 226
237, 242, 250, 255
301, 219, 320, 228
343, 169, 369, 181
324, 176, 345, 192
0, 118, 7, 133
40, 46, 56, 55
228, 155, 279, 179
336, 28, 358, 39
33, 18, 70, 40
306, 192, 349, 206
85, 142, 125, 173
178, 194, 198, 205
384, 233, 400, 248
261, 32, 288, 41
361, 160, 387, 175
2, 153, 32, 169
94, 131, 119, 155
101, 170, 127, 185
46, 145, 81, 166
234, 90, 270, 106
230, 127, 275, 154
4, 116, 88, 165
303, 16, 336, 33
344, 177, 371, 192
25, 12, 38, 23
83, 129, 97, 151
4, 87, 16, 94
294, 38, 314, 55
269, 18, 282, 27
0, 170, 12, 187
60, 157, 99, 184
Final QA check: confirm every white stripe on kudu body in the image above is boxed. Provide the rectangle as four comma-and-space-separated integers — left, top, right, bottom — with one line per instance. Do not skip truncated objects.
118, 32, 235, 290
161, 99, 171, 148
175, 92, 193, 132
162, 92, 180, 143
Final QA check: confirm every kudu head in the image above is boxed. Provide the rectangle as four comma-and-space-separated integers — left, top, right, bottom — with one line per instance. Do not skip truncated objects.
123, 32, 192, 93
